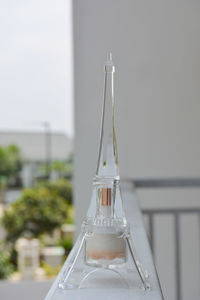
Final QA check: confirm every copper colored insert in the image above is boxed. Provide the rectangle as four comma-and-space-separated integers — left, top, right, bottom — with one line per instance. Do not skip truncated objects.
102, 188, 111, 206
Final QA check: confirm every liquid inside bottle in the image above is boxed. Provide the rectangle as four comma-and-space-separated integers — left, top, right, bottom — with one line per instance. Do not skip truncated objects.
85, 187, 126, 267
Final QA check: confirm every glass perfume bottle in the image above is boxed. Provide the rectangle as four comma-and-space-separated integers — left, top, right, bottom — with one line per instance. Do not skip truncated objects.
59, 54, 150, 290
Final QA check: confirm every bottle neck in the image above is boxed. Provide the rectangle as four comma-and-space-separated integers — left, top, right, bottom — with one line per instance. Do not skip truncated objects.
95, 60, 119, 180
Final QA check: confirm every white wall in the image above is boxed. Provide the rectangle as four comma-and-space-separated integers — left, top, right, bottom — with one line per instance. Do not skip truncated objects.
73, 1, 200, 299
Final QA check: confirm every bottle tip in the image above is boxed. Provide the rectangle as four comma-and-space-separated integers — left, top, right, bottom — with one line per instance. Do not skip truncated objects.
108, 52, 112, 61
105, 52, 115, 71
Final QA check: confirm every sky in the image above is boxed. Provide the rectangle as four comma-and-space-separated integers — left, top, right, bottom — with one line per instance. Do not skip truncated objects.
0, 0, 73, 137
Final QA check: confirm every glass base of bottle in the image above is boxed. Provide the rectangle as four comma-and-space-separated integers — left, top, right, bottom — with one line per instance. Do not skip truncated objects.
59, 267, 147, 290
58, 232, 150, 291
85, 256, 126, 268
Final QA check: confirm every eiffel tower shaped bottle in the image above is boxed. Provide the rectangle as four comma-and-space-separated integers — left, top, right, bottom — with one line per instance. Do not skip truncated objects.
59, 53, 150, 290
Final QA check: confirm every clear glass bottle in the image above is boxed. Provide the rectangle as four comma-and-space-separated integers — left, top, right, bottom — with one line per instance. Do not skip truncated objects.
59, 54, 150, 290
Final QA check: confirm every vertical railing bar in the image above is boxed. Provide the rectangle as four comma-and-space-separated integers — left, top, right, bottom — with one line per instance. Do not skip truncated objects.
142, 208, 200, 300
175, 212, 181, 300
198, 212, 200, 295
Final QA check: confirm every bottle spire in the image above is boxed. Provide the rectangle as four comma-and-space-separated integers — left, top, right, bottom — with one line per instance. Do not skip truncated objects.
96, 53, 119, 179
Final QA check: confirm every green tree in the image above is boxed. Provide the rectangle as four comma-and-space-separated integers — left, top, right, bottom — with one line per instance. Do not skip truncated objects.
0, 251, 13, 279
51, 161, 67, 177
39, 179, 72, 204
39, 159, 73, 181
0, 144, 22, 188
2, 180, 72, 242
51, 154, 73, 180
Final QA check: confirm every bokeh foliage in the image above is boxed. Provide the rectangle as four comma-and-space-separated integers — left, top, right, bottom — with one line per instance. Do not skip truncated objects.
0, 250, 13, 279
0, 144, 22, 187
2, 179, 72, 243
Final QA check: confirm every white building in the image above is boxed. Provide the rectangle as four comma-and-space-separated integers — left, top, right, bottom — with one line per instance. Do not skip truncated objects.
0, 130, 73, 190
0, 130, 73, 162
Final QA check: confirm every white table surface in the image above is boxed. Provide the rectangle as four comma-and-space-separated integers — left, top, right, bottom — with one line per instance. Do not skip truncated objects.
45, 182, 163, 300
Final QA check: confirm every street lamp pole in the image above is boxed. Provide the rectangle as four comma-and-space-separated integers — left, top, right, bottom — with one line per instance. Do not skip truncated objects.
42, 122, 51, 179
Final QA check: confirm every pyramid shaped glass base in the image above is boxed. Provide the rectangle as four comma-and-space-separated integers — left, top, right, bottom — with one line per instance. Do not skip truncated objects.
58, 229, 150, 291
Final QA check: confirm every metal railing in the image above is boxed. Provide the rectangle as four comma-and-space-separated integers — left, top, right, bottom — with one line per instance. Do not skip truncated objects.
128, 177, 200, 189
143, 207, 200, 300
128, 177, 200, 300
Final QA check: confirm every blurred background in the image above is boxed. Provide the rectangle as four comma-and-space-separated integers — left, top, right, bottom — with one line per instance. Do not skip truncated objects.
0, 0, 200, 299
0, 0, 74, 298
